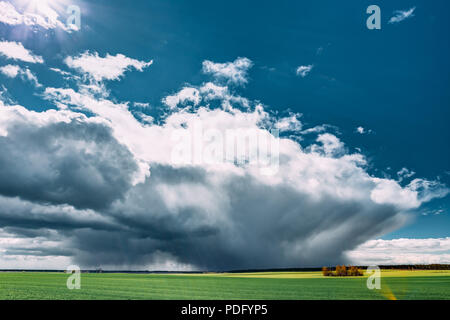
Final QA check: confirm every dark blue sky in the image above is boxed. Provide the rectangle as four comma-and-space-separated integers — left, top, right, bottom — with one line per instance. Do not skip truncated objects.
2, 0, 449, 239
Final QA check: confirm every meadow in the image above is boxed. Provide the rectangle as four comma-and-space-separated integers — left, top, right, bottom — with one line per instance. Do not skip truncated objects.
0, 270, 449, 300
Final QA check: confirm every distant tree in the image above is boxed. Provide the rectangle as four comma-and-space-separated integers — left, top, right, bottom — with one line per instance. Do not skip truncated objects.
341, 265, 347, 276
322, 267, 331, 276
334, 265, 339, 276
323, 265, 363, 277
336, 265, 347, 276
348, 266, 362, 276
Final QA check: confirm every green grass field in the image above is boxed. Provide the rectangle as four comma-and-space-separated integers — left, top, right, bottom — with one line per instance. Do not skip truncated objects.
0, 270, 449, 300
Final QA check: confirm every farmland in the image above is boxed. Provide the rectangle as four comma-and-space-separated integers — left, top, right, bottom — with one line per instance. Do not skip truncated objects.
0, 270, 449, 300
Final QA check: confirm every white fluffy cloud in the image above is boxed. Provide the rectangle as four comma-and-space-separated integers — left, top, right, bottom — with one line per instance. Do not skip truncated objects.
0, 64, 41, 87
312, 133, 346, 157
296, 64, 313, 77
0, 41, 43, 63
275, 114, 303, 132
0, 63, 19, 77
389, 7, 416, 24
0, 1, 69, 31
202, 57, 253, 85
370, 178, 421, 209
162, 87, 201, 109
346, 238, 450, 265
65, 51, 153, 81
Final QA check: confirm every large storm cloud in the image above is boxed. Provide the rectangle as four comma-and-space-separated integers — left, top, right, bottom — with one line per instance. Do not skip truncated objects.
68, 164, 408, 270
0, 56, 447, 270
0, 107, 138, 210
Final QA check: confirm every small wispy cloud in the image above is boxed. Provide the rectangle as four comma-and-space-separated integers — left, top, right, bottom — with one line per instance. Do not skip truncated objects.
421, 209, 445, 216
389, 7, 416, 24
133, 102, 150, 108
296, 64, 313, 77
397, 167, 416, 182
355, 126, 373, 135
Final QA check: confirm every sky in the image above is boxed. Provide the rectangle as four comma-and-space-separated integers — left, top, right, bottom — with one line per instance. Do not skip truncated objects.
0, 0, 449, 270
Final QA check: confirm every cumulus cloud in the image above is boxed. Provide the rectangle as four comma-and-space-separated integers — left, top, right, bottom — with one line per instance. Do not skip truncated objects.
161, 81, 249, 111
346, 238, 450, 265
0, 105, 138, 210
0, 1, 69, 31
199, 81, 250, 109
0, 40, 43, 63
0, 58, 448, 270
0, 63, 19, 77
389, 7, 416, 24
162, 87, 201, 109
202, 57, 253, 85
311, 133, 346, 157
0, 64, 41, 87
296, 64, 313, 77
65, 51, 153, 81
274, 113, 302, 132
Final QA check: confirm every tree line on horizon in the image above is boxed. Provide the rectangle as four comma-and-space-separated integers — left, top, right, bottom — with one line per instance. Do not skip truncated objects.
322, 266, 364, 277
378, 264, 450, 270
322, 264, 450, 276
